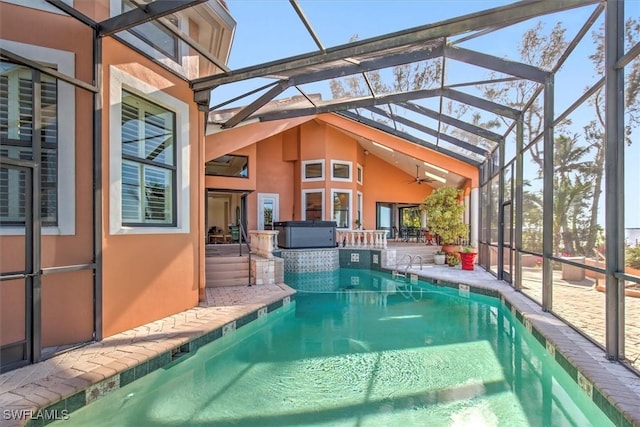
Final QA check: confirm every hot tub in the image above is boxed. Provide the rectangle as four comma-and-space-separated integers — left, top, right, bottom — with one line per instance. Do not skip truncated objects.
275, 221, 337, 249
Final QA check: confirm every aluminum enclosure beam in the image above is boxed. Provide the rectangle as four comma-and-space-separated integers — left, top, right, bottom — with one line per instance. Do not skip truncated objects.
340, 111, 482, 166
541, 75, 554, 312
444, 45, 549, 83
196, 44, 445, 109
191, 0, 597, 91
443, 88, 520, 119
604, 0, 625, 361
0, 49, 98, 93
398, 101, 504, 143
246, 87, 519, 134
222, 80, 291, 128
290, 0, 325, 51
44, 0, 98, 28
365, 106, 489, 157
253, 88, 444, 122
616, 41, 640, 69
98, 0, 207, 37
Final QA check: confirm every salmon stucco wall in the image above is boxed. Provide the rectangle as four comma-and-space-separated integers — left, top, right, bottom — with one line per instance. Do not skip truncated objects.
0, 4, 95, 347
360, 153, 434, 229
101, 38, 201, 337
252, 134, 295, 228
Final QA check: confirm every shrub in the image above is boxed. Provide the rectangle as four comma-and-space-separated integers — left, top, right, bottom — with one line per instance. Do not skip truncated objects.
421, 186, 469, 245
627, 246, 640, 270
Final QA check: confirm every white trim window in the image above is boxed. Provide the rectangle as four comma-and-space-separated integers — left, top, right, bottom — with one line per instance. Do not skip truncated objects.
122, 0, 182, 63
302, 159, 324, 182
356, 191, 363, 227
109, 66, 190, 234
357, 163, 363, 185
0, 40, 75, 236
331, 160, 352, 182
121, 91, 175, 226
331, 189, 352, 228
302, 189, 324, 220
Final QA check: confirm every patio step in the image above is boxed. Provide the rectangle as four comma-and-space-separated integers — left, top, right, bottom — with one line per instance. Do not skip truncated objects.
206, 255, 250, 287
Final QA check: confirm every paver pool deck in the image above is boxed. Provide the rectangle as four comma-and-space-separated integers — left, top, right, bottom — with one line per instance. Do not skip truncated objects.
1, 261, 640, 426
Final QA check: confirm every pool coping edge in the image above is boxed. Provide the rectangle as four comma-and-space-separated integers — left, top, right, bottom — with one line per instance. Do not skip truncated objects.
13, 290, 296, 427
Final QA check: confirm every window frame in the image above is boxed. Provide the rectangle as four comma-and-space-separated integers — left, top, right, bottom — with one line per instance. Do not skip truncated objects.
357, 163, 363, 185
122, 0, 181, 63
109, 66, 190, 235
331, 188, 352, 229
356, 190, 363, 226
302, 159, 324, 182
0, 40, 75, 236
120, 90, 177, 227
302, 189, 324, 221
205, 154, 249, 178
109, 0, 193, 78
330, 160, 352, 182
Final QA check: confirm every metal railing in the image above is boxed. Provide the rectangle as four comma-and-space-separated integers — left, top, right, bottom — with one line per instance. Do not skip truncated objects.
238, 223, 253, 286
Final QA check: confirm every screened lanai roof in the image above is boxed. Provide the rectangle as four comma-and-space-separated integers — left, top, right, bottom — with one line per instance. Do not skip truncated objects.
7, 0, 621, 169
191, 0, 606, 167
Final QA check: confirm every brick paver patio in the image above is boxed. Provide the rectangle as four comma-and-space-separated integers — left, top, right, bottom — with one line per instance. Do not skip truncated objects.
0, 284, 294, 427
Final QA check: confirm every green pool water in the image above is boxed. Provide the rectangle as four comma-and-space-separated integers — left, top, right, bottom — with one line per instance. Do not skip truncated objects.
55, 269, 613, 426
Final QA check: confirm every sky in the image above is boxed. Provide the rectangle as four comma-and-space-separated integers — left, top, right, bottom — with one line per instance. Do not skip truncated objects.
218, 0, 640, 228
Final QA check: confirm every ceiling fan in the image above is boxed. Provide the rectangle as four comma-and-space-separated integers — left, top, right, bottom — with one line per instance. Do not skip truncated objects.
409, 165, 435, 185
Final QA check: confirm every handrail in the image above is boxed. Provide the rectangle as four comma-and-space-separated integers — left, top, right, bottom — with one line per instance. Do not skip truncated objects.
238, 223, 253, 286
412, 255, 423, 270
396, 254, 413, 271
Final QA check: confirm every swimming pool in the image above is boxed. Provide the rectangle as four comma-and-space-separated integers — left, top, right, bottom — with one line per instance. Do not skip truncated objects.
54, 269, 613, 426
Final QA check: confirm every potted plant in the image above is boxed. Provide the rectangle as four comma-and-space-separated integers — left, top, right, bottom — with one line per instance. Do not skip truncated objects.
421, 186, 469, 254
446, 253, 460, 267
433, 250, 446, 265
459, 245, 478, 270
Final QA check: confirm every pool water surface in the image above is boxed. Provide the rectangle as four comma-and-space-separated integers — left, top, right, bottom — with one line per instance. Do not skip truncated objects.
54, 269, 613, 426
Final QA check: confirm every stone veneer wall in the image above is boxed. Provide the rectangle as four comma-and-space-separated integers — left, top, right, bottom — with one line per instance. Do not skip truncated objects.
276, 248, 339, 273
251, 256, 284, 285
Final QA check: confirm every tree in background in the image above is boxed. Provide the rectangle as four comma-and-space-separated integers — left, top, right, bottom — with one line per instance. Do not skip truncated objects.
482, 19, 639, 258
329, 35, 442, 125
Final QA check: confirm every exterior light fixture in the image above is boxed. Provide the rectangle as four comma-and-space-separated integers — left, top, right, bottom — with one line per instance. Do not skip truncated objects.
424, 171, 447, 183
372, 142, 394, 152
423, 161, 448, 174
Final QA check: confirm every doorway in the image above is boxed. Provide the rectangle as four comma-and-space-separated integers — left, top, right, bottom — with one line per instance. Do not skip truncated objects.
376, 202, 395, 239
205, 190, 244, 243
257, 193, 279, 230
